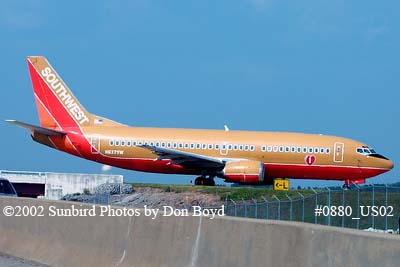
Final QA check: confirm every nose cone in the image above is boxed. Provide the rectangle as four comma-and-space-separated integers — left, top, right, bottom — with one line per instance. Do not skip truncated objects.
369, 154, 394, 171
385, 159, 394, 170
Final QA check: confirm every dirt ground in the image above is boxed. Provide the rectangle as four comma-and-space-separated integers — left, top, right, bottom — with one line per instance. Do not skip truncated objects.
110, 187, 224, 209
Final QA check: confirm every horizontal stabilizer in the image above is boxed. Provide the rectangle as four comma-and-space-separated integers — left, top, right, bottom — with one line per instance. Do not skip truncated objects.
5, 120, 66, 136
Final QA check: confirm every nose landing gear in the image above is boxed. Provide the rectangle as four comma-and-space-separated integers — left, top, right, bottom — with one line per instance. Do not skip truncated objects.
194, 176, 215, 186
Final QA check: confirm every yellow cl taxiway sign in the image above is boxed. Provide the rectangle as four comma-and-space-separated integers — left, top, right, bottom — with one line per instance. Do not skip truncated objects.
273, 179, 289, 191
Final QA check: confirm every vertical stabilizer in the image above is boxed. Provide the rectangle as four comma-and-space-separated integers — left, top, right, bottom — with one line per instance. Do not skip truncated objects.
27, 56, 91, 129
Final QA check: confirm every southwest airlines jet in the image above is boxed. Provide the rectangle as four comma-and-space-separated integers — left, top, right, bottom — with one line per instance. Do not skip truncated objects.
7, 56, 394, 187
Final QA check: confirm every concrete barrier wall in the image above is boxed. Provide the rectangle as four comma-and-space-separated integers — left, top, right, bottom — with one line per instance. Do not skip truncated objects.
0, 197, 399, 267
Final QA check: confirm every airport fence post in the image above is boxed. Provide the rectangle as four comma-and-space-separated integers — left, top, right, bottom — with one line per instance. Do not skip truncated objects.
297, 192, 305, 222
385, 184, 388, 231
326, 187, 331, 226
312, 188, 318, 224
372, 185, 375, 229
253, 199, 258, 219
242, 199, 248, 218
342, 188, 346, 227
355, 184, 360, 229
286, 193, 293, 222
273, 195, 280, 220
262, 197, 269, 220
231, 199, 237, 217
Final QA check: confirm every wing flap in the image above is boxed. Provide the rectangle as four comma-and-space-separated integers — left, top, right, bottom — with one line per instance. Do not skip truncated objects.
6, 120, 66, 136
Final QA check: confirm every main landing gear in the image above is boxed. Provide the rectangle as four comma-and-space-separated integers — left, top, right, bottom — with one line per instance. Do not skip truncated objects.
342, 184, 351, 190
194, 176, 215, 186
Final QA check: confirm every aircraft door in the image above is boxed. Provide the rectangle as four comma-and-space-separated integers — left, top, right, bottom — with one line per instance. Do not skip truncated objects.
333, 142, 344, 162
90, 136, 101, 154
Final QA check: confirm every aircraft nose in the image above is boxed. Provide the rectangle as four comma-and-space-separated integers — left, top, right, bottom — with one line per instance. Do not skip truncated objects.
386, 159, 394, 170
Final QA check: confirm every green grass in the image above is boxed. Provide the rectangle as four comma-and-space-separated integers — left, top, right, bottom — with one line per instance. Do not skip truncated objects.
129, 182, 316, 201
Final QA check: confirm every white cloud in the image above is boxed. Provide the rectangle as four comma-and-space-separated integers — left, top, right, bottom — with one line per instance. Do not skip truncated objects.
101, 165, 112, 172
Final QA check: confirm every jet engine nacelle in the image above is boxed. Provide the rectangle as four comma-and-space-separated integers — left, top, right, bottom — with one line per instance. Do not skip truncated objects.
221, 160, 265, 184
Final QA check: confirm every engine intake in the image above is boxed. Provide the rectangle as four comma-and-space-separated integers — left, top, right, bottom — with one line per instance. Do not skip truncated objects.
221, 160, 265, 184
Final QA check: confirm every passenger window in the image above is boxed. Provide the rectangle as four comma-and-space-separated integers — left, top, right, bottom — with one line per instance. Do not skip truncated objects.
109, 140, 114, 146
215, 144, 220, 150
202, 144, 207, 149
149, 142, 154, 146
133, 141, 137, 146
234, 145, 238, 150
261, 146, 266, 152
196, 143, 201, 149
127, 141, 131, 146
297, 147, 301, 153
245, 145, 249, 151
228, 144, 233, 150
167, 142, 171, 148
179, 143, 183, 148
138, 141, 142, 145
314, 148, 319, 153
173, 143, 177, 148
239, 145, 243, 151
208, 144, 213, 149
121, 141, 125, 146
115, 140, 120, 146
250, 145, 255, 151
279, 146, 284, 152
326, 148, 331, 154
320, 148, 324, 153
161, 142, 165, 147
308, 147, 313, 153
267, 146, 272, 152
291, 147, 296, 153
302, 147, 307, 153
273, 146, 278, 152
156, 142, 160, 146
184, 143, 189, 149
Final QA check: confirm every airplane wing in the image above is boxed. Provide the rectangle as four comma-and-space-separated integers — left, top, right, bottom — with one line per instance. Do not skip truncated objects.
5, 120, 66, 136
139, 144, 225, 170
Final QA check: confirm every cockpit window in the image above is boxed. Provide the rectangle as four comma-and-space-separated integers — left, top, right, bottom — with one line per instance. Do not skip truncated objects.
356, 147, 377, 155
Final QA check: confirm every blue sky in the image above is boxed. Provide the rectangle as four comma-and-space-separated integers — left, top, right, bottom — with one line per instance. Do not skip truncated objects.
1, 1, 398, 187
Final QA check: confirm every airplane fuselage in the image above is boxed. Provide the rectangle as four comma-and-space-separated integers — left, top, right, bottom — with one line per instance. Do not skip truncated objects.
32, 124, 393, 185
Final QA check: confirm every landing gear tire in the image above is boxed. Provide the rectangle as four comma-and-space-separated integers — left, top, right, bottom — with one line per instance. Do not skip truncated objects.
195, 177, 204, 185
342, 184, 350, 190
194, 176, 215, 186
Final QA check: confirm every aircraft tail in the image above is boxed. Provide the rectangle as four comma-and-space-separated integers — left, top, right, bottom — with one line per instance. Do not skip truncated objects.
27, 56, 94, 129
